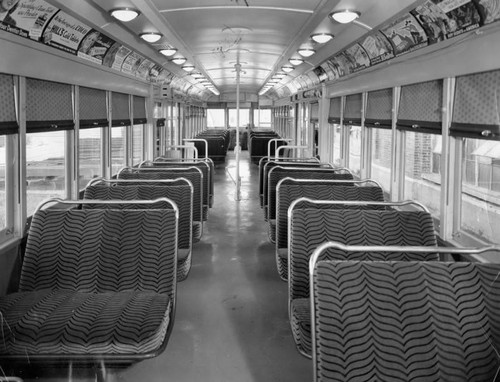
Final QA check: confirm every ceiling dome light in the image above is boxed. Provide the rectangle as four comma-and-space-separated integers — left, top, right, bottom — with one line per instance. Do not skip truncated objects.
298, 48, 316, 57
191, 72, 204, 78
182, 64, 195, 72
310, 33, 334, 44
329, 10, 360, 24
159, 47, 177, 56
140, 32, 162, 43
110, 8, 140, 22
282, 65, 294, 73
171, 57, 187, 65
289, 58, 304, 66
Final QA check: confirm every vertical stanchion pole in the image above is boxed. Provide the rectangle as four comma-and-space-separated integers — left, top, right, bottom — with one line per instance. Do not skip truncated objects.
235, 60, 242, 201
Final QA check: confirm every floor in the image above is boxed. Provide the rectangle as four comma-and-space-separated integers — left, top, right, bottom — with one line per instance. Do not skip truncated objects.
5, 151, 311, 381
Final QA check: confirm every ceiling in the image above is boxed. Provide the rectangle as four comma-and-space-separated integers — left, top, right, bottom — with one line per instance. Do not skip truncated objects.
49, 0, 422, 100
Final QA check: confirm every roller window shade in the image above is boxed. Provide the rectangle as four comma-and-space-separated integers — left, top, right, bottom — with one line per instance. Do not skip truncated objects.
451, 70, 500, 140
343, 94, 362, 125
397, 80, 443, 134
328, 97, 341, 124
133, 96, 147, 124
111, 92, 130, 127
365, 88, 392, 129
0, 73, 18, 135
26, 78, 74, 133
79, 87, 108, 129
310, 102, 319, 122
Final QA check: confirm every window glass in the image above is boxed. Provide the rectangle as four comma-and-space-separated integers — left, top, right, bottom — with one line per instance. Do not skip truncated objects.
79, 128, 101, 190
348, 125, 361, 177
228, 109, 250, 128
132, 124, 143, 165
254, 109, 271, 128
460, 138, 500, 244
403, 131, 441, 218
26, 131, 65, 216
330, 123, 342, 167
370, 128, 392, 193
111, 126, 126, 175
0, 136, 6, 229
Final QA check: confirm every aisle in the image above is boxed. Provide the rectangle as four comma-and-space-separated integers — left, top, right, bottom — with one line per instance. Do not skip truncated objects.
119, 151, 311, 382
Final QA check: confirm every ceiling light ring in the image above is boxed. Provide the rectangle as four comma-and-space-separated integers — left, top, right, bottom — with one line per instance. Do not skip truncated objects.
159, 48, 178, 57
282, 65, 294, 73
109, 8, 140, 22
329, 10, 361, 24
171, 57, 187, 65
310, 33, 334, 44
289, 58, 304, 66
140, 32, 162, 43
297, 48, 316, 58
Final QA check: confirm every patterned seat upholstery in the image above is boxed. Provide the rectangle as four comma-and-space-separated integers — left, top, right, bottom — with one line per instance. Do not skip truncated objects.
276, 183, 385, 280
0, 208, 177, 362
118, 168, 203, 241
312, 261, 500, 382
266, 166, 353, 231
289, 209, 438, 357
83, 183, 193, 281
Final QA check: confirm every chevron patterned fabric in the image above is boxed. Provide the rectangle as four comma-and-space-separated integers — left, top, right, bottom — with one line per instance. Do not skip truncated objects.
275, 184, 385, 280
266, 168, 353, 220
0, 208, 177, 359
289, 209, 437, 356
83, 184, 192, 281
312, 261, 500, 381
118, 169, 204, 226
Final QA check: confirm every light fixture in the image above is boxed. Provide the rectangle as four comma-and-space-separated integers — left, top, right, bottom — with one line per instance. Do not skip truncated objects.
191, 72, 204, 78
140, 32, 162, 43
282, 65, 294, 73
310, 33, 334, 44
329, 10, 360, 24
182, 64, 195, 72
110, 8, 140, 22
298, 48, 316, 57
172, 57, 187, 65
159, 47, 177, 56
289, 58, 304, 66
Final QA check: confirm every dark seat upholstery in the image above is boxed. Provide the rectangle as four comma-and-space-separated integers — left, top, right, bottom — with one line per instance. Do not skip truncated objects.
275, 181, 385, 280
83, 182, 193, 281
311, 259, 500, 381
289, 208, 438, 357
0, 207, 177, 363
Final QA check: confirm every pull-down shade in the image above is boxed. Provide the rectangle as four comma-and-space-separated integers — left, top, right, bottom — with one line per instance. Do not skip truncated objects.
26, 78, 74, 133
111, 92, 130, 127
0, 73, 18, 135
365, 88, 392, 129
310, 102, 319, 123
79, 87, 108, 129
328, 97, 341, 124
343, 93, 362, 125
397, 80, 443, 134
451, 69, 500, 140
133, 96, 147, 124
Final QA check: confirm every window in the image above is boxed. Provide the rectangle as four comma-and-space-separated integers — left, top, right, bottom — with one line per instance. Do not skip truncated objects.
111, 126, 126, 175
403, 131, 441, 217
228, 109, 250, 128
26, 131, 66, 216
460, 138, 500, 243
132, 124, 143, 165
207, 108, 224, 128
254, 109, 271, 128
79, 128, 101, 189
370, 128, 392, 193
348, 125, 362, 177
328, 97, 342, 166
0, 136, 6, 229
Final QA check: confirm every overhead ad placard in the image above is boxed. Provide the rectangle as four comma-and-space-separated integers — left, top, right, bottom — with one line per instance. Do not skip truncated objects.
0, 0, 57, 40
77, 29, 116, 64
42, 11, 91, 55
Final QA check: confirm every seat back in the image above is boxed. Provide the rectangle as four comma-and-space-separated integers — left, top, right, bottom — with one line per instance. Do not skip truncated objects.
83, 183, 192, 250
266, 167, 353, 220
311, 259, 500, 381
276, 181, 384, 250
289, 208, 437, 302
20, 207, 178, 301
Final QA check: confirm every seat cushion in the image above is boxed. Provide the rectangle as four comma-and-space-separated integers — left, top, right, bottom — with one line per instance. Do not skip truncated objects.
0, 289, 171, 357
290, 298, 311, 357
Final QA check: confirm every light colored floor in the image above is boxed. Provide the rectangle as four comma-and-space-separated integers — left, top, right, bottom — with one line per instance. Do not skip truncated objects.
7, 151, 311, 382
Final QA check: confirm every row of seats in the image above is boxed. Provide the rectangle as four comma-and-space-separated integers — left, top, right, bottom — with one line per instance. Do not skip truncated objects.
258, 155, 500, 381
249, 130, 288, 164
191, 130, 230, 164
0, 157, 216, 368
